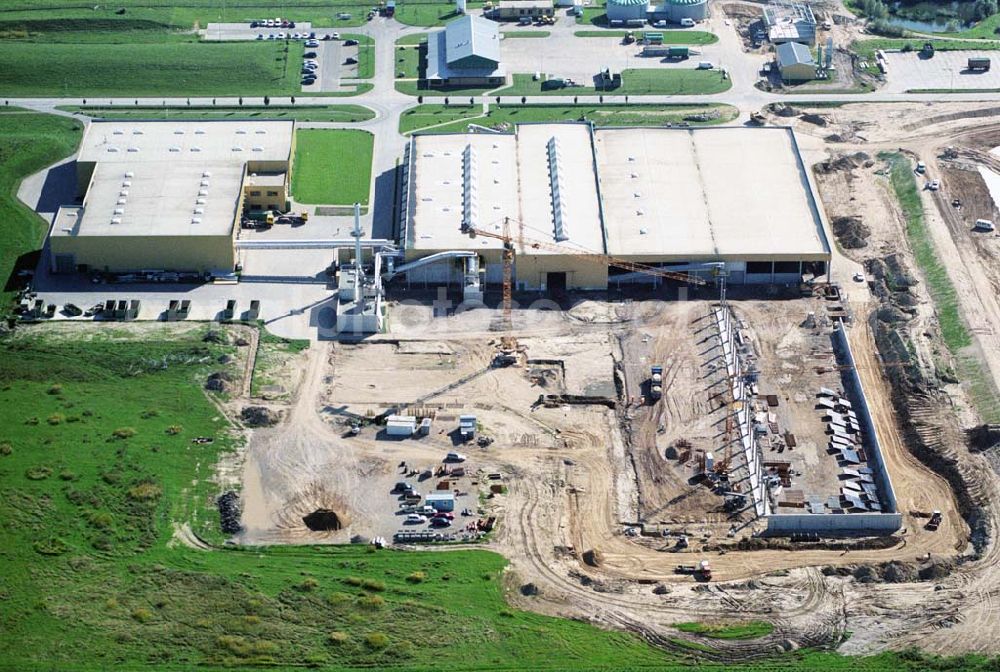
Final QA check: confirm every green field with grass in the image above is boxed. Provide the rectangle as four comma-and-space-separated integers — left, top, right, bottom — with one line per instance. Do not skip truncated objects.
58, 104, 375, 122
394, 1, 484, 26
675, 621, 775, 640
0, 110, 82, 308
345, 32, 375, 79
0, 4, 373, 28
504, 30, 551, 38
574, 29, 718, 44
498, 69, 731, 96
853, 37, 1000, 62
395, 44, 423, 78
881, 151, 1000, 422
0, 40, 308, 97
3, 326, 1000, 671
291, 129, 373, 205
399, 102, 739, 133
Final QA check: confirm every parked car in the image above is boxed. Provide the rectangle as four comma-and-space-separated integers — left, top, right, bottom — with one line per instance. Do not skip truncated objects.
405, 514, 427, 524
432, 511, 454, 520
393, 482, 414, 493
344, 56, 357, 64
331, 32, 340, 39
446, 451, 467, 462
680, 17, 696, 26
305, 40, 320, 47
250, 20, 259, 27
344, 38, 358, 46
256, 33, 264, 39
309, 31, 317, 38
429, 516, 451, 527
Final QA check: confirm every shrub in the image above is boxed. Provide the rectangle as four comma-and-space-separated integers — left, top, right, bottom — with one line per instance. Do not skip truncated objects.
25, 417, 38, 425
25, 466, 52, 480
296, 578, 319, 592
59, 469, 77, 481
359, 594, 385, 609
406, 571, 427, 584
0, 442, 11, 456
47, 414, 64, 425
361, 579, 385, 592
132, 607, 153, 623
165, 425, 183, 435
34, 538, 69, 555
343, 576, 363, 587
140, 409, 160, 419
66, 415, 81, 423
87, 511, 114, 529
364, 632, 389, 649
112, 427, 136, 440
127, 482, 162, 501
327, 592, 352, 606
328, 631, 349, 645
244, 614, 261, 625
47, 384, 63, 395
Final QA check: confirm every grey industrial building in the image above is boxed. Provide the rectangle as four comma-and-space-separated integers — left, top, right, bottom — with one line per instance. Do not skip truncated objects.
606, 0, 708, 26
398, 123, 832, 291
425, 15, 506, 87
776, 41, 817, 81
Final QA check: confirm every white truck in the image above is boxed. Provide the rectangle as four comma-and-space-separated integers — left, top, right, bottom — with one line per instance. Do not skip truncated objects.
650, 365, 663, 401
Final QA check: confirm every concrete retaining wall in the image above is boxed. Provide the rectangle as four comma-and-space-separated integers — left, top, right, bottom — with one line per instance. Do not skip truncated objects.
768, 512, 903, 533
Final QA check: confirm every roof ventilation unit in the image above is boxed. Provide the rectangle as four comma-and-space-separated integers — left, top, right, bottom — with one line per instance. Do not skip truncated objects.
190, 146, 202, 152
125, 171, 134, 178
110, 217, 122, 225
547, 137, 570, 243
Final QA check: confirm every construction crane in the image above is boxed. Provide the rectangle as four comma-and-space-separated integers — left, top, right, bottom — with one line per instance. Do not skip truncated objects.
464, 220, 708, 289
465, 218, 708, 367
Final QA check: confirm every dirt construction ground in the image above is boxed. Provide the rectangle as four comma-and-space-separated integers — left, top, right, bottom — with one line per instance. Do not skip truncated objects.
215, 101, 1000, 660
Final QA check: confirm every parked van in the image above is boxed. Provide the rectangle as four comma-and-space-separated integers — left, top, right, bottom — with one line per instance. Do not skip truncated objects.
975, 219, 996, 232
697, 61, 714, 69
680, 17, 696, 27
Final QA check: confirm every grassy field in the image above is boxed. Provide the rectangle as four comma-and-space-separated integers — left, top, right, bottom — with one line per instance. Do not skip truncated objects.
498, 70, 731, 96
574, 29, 719, 44
882, 151, 1000, 422
0, 40, 309, 97
0, 4, 373, 28
394, 1, 484, 26
675, 621, 775, 640
251, 327, 309, 398
58, 104, 375, 122
0, 110, 82, 309
396, 79, 501, 96
291, 129, 373, 205
2, 326, 1000, 670
504, 30, 551, 38
345, 32, 375, 79
395, 44, 423, 78
853, 37, 1000, 62
399, 102, 739, 133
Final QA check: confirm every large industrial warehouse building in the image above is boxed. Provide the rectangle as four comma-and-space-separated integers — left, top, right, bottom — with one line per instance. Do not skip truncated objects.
49, 120, 293, 275
399, 123, 832, 290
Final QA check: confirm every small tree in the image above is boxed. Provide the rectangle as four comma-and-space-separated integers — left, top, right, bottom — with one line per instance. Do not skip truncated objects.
212, 98, 216, 105
574, 96, 578, 104
444, 97, 450, 105
186, 97, 191, 106
417, 95, 423, 104
134, 99, 138, 106
263, 95, 270, 106
82, 99, 87, 105
599, 95, 604, 103
521, 96, 526, 104
238, 96, 244, 106
469, 97, 474, 105
291, 95, 296, 104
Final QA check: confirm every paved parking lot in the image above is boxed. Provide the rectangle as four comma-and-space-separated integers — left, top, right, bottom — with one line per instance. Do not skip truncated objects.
883, 50, 1000, 93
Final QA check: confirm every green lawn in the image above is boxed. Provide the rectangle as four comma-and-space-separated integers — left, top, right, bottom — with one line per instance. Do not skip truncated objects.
396, 31, 432, 45
396, 79, 500, 97
574, 29, 718, 44
399, 103, 739, 134
0, 40, 309, 97
503, 30, 551, 38
58, 105, 375, 122
0, 325, 996, 671
345, 32, 375, 79
853, 37, 1000, 62
394, 1, 484, 26
291, 129, 373, 205
395, 44, 423, 78
675, 621, 775, 640
881, 151, 1000, 422
0, 4, 372, 28
497, 69, 731, 96
576, 6, 609, 25
0, 110, 82, 308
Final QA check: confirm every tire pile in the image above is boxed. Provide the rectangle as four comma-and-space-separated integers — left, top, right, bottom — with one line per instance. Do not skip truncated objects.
217, 490, 242, 534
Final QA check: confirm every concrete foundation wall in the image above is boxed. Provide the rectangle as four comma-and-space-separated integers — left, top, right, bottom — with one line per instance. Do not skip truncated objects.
767, 512, 903, 534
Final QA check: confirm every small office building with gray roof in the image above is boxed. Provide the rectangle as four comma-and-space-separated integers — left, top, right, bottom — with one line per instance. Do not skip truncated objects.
425, 14, 506, 87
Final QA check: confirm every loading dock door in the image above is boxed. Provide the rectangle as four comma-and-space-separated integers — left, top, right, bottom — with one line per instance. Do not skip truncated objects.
53, 254, 76, 274
546, 272, 567, 292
